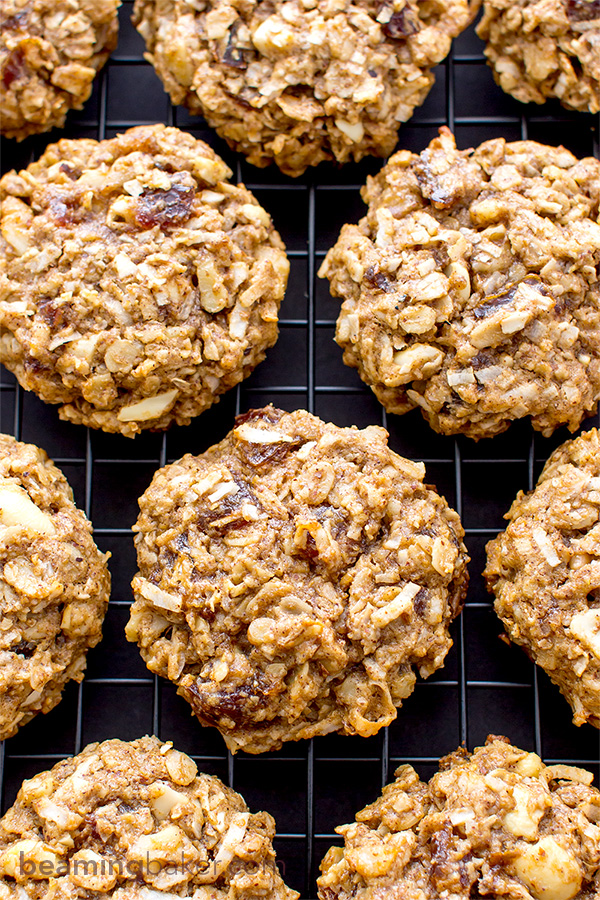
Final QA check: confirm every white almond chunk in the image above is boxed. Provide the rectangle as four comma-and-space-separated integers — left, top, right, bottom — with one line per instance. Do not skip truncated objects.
252, 17, 294, 53
130, 824, 184, 861
193, 157, 230, 185
371, 583, 421, 628
22, 689, 43, 707
503, 785, 547, 839
335, 119, 365, 143
447, 368, 475, 387
117, 390, 178, 422
48, 330, 82, 351
532, 527, 560, 567
165, 749, 197, 786
35, 798, 82, 829
71, 848, 117, 891
0, 484, 55, 535
393, 344, 443, 380
234, 422, 291, 444
70, 334, 102, 364
445, 261, 470, 302
138, 579, 183, 612
568, 609, 600, 659
512, 836, 582, 900
0, 839, 60, 878
448, 808, 476, 827
123, 179, 144, 197
240, 204, 271, 227
229, 305, 248, 339
114, 252, 138, 278
515, 753, 544, 777
150, 783, 188, 820
296, 441, 316, 461
196, 261, 228, 313
241, 503, 259, 520
200, 190, 226, 205
207, 482, 239, 504
196, 813, 249, 883
501, 311, 531, 334
212, 659, 229, 682
474, 365, 503, 384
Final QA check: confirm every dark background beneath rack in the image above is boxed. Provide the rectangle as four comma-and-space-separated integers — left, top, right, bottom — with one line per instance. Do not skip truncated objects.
1, 4, 599, 896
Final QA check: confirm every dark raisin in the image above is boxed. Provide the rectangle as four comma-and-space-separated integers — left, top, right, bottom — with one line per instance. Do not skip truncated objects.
184, 672, 272, 724
413, 588, 427, 616
135, 184, 195, 230
364, 265, 395, 292
235, 406, 286, 428
473, 275, 547, 319
2, 48, 24, 88
383, 6, 421, 38
10, 640, 36, 658
59, 162, 81, 180
566, 0, 600, 21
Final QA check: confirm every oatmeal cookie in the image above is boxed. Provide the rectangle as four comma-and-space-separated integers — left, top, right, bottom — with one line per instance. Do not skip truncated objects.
318, 735, 600, 900
485, 428, 600, 729
0, 735, 298, 899
0, 433, 110, 741
0, 124, 289, 437
320, 127, 600, 440
132, 0, 475, 178
477, 0, 600, 115
126, 406, 469, 754
0, 0, 119, 141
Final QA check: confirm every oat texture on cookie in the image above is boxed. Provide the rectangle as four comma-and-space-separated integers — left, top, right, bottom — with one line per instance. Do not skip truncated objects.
0, 0, 120, 140
0, 735, 299, 899
0, 125, 289, 436
318, 736, 600, 900
132, 0, 474, 178
477, 0, 600, 115
320, 127, 600, 440
486, 428, 600, 729
126, 406, 469, 754
0, 434, 110, 741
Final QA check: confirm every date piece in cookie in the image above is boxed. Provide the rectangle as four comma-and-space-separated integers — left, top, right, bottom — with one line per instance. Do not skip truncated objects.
0, 433, 110, 741
320, 127, 600, 440
1, 0, 120, 140
486, 427, 600, 728
132, 0, 475, 177
126, 406, 469, 754
318, 736, 600, 900
0, 124, 289, 436
477, 0, 600, 115
0, 735, 299, 899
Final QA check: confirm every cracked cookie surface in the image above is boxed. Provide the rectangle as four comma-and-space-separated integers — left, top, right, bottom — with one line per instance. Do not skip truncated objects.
0, 124, 289, 436
477, 0, 600, 115
0, 735, 298, 899
126, 406, 469, 754
132, 0, 473, 178
318, 736, 600, 900
486, 427, 600, 729
0, 0, 119, 140
0, 433, 110, 741
320, 127, 600, 440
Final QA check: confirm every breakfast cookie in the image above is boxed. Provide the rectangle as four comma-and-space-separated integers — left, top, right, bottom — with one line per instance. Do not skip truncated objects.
0, 0, 120, 140
485, 428, 600, 728
126, 406, 469, 754
0, 433, 110, 741
132, 0, 475, 178
477, 0, 600, 115
0, 124, 289, 436
0, 735, 298, 899
320, 127, 600, 440
318, 735, 600, 900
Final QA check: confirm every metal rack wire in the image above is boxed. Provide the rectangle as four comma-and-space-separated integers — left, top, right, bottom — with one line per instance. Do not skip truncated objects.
0, 5, 599, 896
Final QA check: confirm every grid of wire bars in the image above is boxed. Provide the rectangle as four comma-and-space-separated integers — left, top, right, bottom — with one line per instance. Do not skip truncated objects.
1, 5, 599, 896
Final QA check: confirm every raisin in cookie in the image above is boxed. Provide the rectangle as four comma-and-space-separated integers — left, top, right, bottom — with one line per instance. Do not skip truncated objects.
126, 406, 469, 754
1, 0, 119, 140
0, 125, 289, 436
485, 428, 600, 729
0, 433, 110, 741
320, 128, 600, 440
132, 0, 475, 178
318, 736, 600, 900
477, 0, 600, 115
0, 735, 298, 899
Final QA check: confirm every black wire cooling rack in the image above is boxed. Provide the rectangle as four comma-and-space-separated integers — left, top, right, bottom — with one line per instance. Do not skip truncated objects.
1, 5, 599, 896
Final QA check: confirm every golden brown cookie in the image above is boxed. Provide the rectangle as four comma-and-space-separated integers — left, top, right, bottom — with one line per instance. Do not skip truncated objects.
0, 125, 289, 436
126, 406, 469, 754
0, 433, 110, 741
